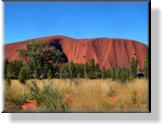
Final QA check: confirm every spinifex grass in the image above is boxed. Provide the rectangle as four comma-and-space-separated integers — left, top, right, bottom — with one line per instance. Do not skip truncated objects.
4, 79, 148, 112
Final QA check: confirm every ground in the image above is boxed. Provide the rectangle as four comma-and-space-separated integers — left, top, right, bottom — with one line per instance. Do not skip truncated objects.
4, 79, 149, 112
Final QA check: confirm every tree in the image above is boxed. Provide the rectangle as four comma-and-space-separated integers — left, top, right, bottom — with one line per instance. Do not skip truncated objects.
74, 64, 84, 78
6, 60, 23, 79
119, 67, 130, 83
94, 64, 101, 79
105, 69, 112, 78
101, 67, 106, 79
68, 61, 75, 78
47, 69, 53, 79
18, 40, 67, 79
4, 59, 9, 79
111, 66, 130, 82
143, 54, 148, 78
86, 59, 96, 79
111, 67, 116, 81
59, 63, 70, 78
18, 67, 29, 83
129, 58, 138, 80
52, 63, 60, 78
84, 63, 88, 79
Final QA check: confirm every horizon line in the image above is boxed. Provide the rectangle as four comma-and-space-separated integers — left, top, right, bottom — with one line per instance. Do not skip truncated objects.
5, 34, 147, 45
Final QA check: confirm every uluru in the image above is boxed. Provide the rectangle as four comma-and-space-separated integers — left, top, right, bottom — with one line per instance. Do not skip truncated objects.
4, 35, 147, 69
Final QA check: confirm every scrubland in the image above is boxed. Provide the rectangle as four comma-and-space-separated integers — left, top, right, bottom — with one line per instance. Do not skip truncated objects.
4, 79, 149, 112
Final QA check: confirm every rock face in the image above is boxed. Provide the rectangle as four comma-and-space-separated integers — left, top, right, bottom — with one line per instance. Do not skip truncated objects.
5, 35, 148, 69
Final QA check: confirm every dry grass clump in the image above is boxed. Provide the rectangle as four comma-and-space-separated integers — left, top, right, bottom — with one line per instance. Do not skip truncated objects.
4, 79, 149, 112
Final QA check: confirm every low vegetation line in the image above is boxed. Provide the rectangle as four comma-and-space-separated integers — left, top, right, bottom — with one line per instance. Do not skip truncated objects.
4, 79, 148, 112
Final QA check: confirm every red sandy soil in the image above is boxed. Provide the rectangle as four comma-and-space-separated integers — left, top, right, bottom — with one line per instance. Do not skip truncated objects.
21, 100, 37, 110
109, 96, 117, 107
5, 35, 147, 69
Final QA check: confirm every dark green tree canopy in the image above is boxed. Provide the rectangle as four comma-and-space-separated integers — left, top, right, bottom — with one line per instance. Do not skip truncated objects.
143, 54, 148, 78
17, 40, 67, 78
6, 60, 23, 79
129, 58, 138, 80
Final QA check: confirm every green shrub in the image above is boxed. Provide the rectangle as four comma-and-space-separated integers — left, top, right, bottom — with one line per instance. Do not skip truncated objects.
52, 63, 59, 78
29, 82, 43, 103
28, 82, 68, 112
111, 67, 130, 83
129, 58, 138, 80
68, 61, 75, 78
111, 67, 116, 81
14, 93, 31, 105
74, 64, 84, 78
4, 59, 9, 79
119, 68, 130, 83
6, 60, 23, 79
47, 69, 53, 79
5, 87, 30, 106
40, 86, 68, 112
59, 63, 70, 78
18, 67, 29, 83
143, 54, 148, 78
101, 67, 106, 79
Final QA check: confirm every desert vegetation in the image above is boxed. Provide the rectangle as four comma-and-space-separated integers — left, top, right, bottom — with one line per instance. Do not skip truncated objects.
4, 41, 149, 112
4, 79, 148, 112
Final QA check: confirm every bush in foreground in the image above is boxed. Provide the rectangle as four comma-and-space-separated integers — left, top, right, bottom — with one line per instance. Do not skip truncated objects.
28, 82, 69, 112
